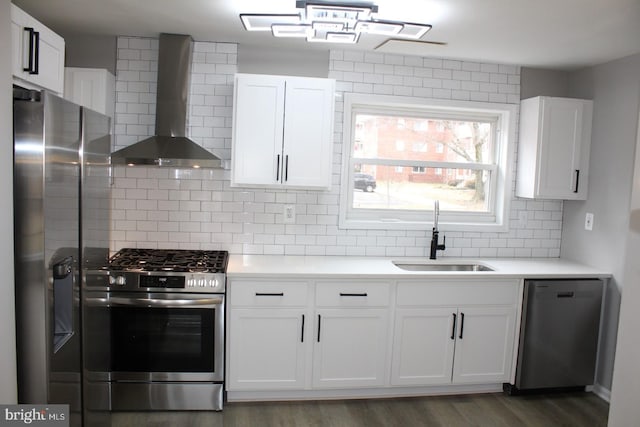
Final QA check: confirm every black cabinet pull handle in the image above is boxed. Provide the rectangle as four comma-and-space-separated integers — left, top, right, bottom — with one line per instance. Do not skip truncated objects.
32, 30, 39, 75
317, 314, 321, 342
451, 313, 457, 340
339, 292, 368, 297
23, 27, 37, 74
301, 314, 305, 343
276, 154, 281, 181
459, 312, 465, 339
285, 155, 289, 182
255, 292, 284, 297
574, 170, 580, 193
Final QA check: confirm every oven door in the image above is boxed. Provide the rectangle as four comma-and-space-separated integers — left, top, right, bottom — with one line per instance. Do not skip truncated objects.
83, 292, 224, 383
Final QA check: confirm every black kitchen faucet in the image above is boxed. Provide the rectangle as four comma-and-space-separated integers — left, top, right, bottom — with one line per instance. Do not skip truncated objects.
430, 200, 446, 259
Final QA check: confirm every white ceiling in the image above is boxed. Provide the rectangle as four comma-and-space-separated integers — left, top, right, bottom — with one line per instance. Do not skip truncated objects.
12, 0, 640, 70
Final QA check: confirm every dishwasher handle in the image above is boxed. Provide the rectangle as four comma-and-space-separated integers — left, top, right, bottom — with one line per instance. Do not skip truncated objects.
557, 291, 575, 298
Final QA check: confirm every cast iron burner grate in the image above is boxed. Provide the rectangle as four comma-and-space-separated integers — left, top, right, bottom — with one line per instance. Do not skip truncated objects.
108, 248, 229, 273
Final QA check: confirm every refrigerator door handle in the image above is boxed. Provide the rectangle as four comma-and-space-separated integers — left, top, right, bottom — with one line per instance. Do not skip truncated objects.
52, 257, 75, 353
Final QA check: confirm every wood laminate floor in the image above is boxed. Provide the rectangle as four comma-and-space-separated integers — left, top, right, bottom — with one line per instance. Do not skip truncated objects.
109, 391, 609, 427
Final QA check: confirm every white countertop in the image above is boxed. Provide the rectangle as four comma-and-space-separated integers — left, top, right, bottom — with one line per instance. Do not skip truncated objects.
227, 255, 611, 279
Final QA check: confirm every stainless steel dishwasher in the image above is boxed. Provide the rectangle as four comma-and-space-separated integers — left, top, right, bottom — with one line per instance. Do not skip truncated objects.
505, 279, 603, 394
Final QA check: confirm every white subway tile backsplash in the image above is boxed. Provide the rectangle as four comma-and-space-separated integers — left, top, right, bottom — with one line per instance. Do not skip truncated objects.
111, 37, 562, 257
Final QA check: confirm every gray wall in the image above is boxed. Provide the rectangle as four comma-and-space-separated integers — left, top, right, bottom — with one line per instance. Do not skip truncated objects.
520, 67, 569, 99
63, 37, 328, 82
561, 54, 640, 392
63, 33, 117, 75
238, 44, 329, 78
609, 103, 640, 426
0, 0, 17, 404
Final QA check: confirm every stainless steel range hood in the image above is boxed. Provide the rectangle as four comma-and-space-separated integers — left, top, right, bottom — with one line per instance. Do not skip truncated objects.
111, 34, 223, 168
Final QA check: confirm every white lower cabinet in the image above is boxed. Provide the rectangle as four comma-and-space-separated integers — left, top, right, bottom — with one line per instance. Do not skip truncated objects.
391, 280, 519, 387
228, 308, 308, 390
451, 306, 516, 384
227, 280, 311, 391
227, 279, 391, 392
313, 308, 389, 388
391, 308, 456, 386
227, 277, 520, 397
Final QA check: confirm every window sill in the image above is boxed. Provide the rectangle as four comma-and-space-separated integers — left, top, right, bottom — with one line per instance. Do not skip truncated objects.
338, 217, 510, 233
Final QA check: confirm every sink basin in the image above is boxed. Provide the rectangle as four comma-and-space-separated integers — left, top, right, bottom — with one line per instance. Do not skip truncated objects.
392, 262, 494, 272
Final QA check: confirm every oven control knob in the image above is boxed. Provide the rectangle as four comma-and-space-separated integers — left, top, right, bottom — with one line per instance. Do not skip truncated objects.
115, 275, 126, 286
109, 275, 115, 285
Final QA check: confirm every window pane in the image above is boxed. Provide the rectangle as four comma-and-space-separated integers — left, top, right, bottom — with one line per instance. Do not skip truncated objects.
352, 165, 489, 212
353, 114, 494, 164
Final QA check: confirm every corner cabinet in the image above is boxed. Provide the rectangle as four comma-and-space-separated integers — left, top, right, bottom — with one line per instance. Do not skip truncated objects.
516, 96, 593, 200
231, 74, 335, 190
11, 4, 65, 95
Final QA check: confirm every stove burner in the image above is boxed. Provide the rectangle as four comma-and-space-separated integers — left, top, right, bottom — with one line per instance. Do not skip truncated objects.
108, 248, 229, 273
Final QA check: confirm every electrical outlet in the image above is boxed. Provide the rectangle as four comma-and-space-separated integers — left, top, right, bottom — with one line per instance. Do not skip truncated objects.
283, 205, 295, 224
585, 212, 594, 231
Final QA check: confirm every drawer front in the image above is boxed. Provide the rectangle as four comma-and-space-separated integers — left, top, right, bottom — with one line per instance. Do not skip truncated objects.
315, 281, 391, 307
396, 279, 520, 307
230, 280, 309, 307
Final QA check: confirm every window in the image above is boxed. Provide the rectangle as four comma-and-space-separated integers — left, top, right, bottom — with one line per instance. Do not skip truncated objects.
412, 142, 427, 152
341, 94, 516, 231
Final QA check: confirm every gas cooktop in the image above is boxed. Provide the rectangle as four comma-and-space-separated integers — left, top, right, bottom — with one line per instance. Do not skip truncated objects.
108, 248, 229, 273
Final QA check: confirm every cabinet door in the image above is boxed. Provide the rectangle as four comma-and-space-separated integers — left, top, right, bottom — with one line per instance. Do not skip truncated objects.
11, 5, 65, 95
313, 308, 389, 388
228, 308, 308, 390
451, 306, 516, 384
232, 75, 285, 187
282, 77, 335, 189
64, 68, 115, 117
536, 98, 588, 199
390, 308, 456, 386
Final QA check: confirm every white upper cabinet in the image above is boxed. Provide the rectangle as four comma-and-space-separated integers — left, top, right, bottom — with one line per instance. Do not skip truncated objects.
231, 73, 335, 190
64, 67, 115, 117
11, 4, 65, 95
516, 96, 593, 200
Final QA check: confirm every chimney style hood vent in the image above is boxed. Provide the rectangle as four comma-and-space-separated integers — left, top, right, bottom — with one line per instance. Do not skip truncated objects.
111, 33, 223, 168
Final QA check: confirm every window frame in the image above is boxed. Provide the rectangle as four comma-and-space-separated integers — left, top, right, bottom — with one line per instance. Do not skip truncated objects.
339, 93, 517, 232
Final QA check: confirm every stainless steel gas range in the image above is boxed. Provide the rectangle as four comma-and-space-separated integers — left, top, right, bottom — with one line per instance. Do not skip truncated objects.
83, 248, 228, 411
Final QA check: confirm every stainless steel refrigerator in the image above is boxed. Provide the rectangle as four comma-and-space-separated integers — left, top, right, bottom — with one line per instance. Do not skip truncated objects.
13, 87, 111, 426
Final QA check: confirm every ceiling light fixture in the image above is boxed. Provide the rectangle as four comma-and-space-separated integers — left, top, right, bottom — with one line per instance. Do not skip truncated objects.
239, 1, 432, 44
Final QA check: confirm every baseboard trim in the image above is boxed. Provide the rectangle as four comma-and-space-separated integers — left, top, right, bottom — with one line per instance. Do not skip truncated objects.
590, 383, 611, 402
227, 383, 503, 402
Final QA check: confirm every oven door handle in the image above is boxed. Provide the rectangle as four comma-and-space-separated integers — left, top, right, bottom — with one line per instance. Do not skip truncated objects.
84, 296, 224, 308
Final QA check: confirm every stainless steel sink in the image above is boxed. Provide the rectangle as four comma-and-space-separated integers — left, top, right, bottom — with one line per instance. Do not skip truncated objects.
392, 262, 494, 272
